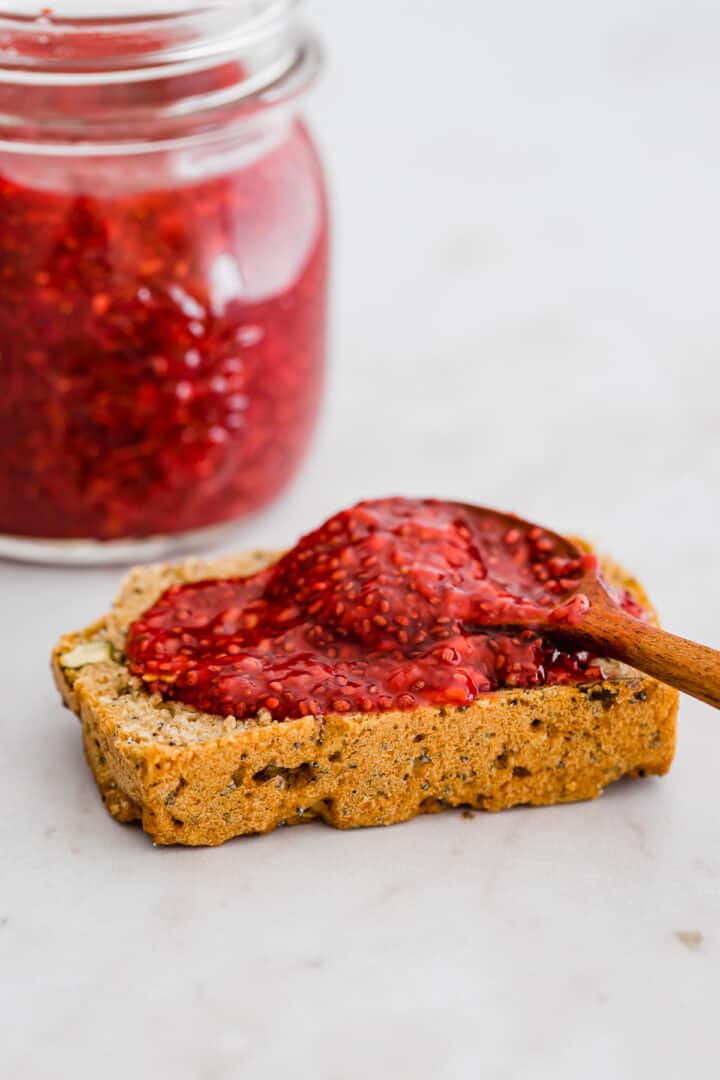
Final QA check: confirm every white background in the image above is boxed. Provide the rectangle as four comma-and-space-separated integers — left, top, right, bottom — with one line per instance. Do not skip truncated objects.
2, 2, 720, 1077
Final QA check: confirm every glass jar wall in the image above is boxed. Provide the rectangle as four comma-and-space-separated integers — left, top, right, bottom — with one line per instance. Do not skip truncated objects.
0, 2, 328, 561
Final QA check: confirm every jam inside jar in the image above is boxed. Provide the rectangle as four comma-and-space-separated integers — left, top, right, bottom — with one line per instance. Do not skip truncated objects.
0, 3, 329, 561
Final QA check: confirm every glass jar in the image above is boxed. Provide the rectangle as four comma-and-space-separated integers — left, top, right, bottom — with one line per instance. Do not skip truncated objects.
0, 2, 328, 563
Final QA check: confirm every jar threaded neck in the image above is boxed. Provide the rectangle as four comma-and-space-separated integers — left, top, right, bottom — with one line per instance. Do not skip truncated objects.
0, 2, 321, 147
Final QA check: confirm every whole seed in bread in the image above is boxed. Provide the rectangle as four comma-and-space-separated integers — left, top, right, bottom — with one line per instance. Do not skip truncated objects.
51, 502, 678, 847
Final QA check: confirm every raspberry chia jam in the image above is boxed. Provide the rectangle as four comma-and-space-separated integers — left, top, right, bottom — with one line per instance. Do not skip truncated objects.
127, 498, 647, 721
0, 3, 328, 562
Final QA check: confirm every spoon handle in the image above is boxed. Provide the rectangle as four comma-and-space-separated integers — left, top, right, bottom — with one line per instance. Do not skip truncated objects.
579, 607, 720, 709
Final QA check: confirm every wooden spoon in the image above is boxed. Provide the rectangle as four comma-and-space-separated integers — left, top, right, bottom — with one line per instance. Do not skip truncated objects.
462, 504, 720, 709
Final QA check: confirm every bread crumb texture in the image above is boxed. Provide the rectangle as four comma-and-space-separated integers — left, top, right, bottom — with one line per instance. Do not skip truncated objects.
52, 549, 678, 846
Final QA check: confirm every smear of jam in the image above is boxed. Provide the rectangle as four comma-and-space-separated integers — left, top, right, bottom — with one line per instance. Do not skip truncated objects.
126, 498, 643, 721
0, 119, 328, 540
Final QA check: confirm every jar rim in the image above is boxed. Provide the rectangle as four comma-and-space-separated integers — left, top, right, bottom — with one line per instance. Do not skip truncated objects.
0, 2, 301, 84
0, 1, 321, 150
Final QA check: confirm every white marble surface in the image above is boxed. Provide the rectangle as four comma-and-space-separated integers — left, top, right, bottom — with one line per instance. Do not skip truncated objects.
3, 2, 720, 1076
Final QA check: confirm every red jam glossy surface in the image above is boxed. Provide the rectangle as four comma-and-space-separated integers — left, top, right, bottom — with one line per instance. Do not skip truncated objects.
0, 120, 328, 540
126, 498, 643, 721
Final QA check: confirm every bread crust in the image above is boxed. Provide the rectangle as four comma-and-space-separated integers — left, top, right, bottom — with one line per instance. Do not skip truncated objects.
52, 551, 678, 846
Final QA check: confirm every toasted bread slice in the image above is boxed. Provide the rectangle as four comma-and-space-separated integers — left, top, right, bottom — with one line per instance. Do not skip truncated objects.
52, 551, 678, 846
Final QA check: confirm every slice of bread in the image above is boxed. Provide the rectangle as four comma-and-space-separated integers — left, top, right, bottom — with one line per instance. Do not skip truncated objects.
52, 550, 678, 846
